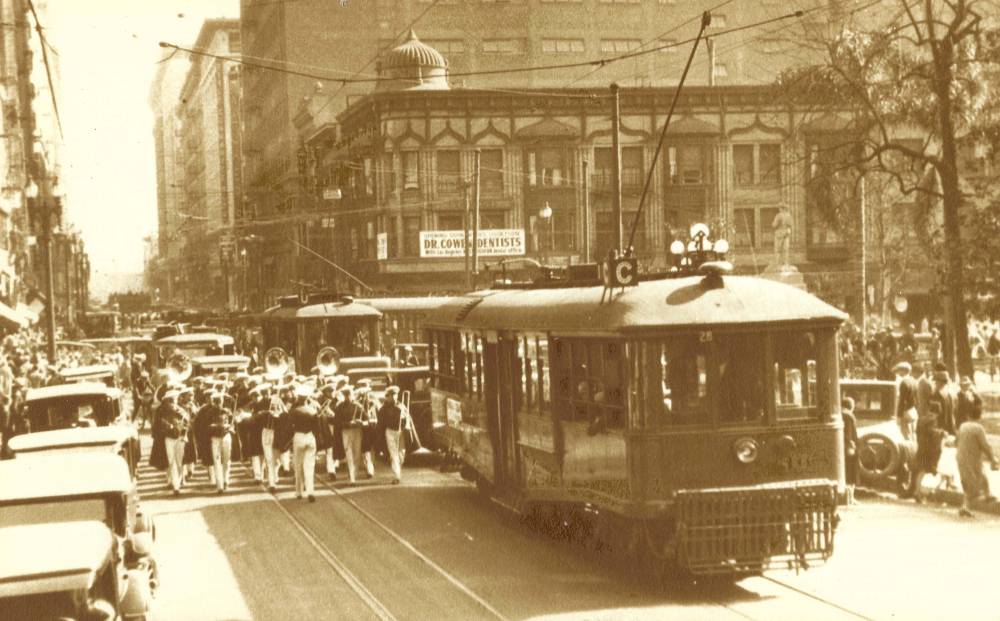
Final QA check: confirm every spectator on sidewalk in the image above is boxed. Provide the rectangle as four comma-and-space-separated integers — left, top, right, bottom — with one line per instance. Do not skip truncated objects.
956, 376, 982, 431
956, 404, 999, 518
988, 329, 1000, 381
842, 396, 859, 504
929, 366, 957, 435
895, 361, 919, 440
911, 400, 945, 504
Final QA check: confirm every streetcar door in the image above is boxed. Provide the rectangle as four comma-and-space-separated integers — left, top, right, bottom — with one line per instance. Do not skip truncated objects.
483, 334, 518, 491
496, 336, 520, 488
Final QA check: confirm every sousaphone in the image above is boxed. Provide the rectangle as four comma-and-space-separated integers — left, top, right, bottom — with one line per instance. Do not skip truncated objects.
164, 353, 192, 384
264, 347, 290, 380
315, 346, 341, 376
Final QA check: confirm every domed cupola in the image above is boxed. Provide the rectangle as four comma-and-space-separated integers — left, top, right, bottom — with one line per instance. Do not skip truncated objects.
375, 30, 450, 93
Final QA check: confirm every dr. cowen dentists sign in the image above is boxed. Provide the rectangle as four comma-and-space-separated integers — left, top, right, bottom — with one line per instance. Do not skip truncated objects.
419, 229, 525, 258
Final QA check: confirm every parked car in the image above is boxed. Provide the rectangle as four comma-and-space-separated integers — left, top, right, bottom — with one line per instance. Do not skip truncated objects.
58, 363, 119, 388
18, 382, 128, 433
0, 520, 150, 620
7, 425, 141, 478
0, 453, 156, 618
841, 379, 915, 493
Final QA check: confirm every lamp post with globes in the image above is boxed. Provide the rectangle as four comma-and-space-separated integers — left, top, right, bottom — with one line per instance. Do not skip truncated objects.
539, 202, 553, 264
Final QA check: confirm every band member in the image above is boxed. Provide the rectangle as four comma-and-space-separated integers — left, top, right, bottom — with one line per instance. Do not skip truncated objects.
133, 371, 154, 430
289, 384, 322, 502
356, 381, 377, 479
378, 386, 408, 484
205, 392, 235, 494
239, 384, 267, 482
318, 383, 342, 479
157, 391, 189, 496
261, 386, 288, 492
334, 386, 365, 484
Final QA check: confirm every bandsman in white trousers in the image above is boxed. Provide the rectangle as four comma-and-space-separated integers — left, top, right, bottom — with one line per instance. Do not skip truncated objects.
334, 386, 366, 484
378, 386, 408, 484
261, 393, 287, 493
206, 392, 234, 494
159, 391, 189, 496
289, 385, 320, 501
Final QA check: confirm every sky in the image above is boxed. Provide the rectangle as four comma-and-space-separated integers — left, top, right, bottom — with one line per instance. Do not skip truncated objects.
45, 0, 238, 294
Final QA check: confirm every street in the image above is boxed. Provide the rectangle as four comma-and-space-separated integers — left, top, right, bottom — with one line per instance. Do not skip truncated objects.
138, 445, 1000, 621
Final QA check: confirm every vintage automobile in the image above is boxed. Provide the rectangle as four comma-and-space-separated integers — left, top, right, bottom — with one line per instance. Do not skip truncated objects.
0, 453, 156, 617
191, 354, 251, 378
18, 382, 128, 434
842, 379, 914, 492
7, 425, 141, 478
58, 363, 120, 388
0, 520, 150, 620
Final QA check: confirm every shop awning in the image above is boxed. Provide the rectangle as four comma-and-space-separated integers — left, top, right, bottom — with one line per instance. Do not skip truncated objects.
0, 301, 26, 331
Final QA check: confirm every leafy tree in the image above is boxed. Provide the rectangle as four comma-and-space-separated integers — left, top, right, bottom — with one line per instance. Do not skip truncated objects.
778, 0, 1000, 376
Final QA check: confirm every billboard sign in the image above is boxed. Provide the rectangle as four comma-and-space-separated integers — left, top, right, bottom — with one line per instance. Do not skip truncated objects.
419, 229, 525, 258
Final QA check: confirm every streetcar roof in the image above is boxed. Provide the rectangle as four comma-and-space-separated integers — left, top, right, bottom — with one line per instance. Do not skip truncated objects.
155, 333, 234, 345
192, 354, 251, 369
0, 521, 112, 597
425, 276, 847, 333
8, 426, 135, 455
360, 297, 450, 312
261, 301, 382, 320
0, 453, 132, 502
26, 382, 121, 402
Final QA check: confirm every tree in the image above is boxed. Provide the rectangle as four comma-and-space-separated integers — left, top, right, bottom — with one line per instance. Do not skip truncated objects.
778, 0, 1000, 377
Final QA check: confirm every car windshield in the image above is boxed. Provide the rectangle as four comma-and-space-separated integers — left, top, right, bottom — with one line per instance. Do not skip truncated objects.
25, 397, 114, 431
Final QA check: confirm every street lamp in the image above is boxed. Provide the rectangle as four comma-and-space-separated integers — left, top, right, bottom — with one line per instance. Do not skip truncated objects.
539, 202, 553, 264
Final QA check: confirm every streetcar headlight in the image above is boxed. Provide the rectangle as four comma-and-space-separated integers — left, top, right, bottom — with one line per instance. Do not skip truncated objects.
733, 437, 759, 464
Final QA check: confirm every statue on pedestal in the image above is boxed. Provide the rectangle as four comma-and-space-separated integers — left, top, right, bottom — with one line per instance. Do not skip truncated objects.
771, 205, 793, 269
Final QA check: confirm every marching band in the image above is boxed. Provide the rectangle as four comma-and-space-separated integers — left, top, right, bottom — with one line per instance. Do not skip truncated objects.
148, 347, 413, 497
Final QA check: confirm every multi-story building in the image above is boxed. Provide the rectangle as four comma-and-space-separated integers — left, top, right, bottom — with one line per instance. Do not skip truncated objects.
168, 18, 243, 309
241, 0, 836, 305
294, 36, 874, 312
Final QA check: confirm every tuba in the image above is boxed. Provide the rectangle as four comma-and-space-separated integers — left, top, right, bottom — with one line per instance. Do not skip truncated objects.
164, 353, 192, 384
315, 346, 341, 376
264, 347, 290, 380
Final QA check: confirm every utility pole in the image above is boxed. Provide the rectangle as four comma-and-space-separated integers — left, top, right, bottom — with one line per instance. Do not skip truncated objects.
472, 149, 481, 279
463, 180, 471, 289
38, 172, 57, 362
859, 176, 867, 355
582, 158, 591, 263
610, 83, 623, 252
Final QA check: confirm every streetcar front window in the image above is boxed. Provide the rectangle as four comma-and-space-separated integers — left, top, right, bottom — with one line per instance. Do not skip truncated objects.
716, 334, 767, 425
660, 337, 710, 425
773, 330, 821, 420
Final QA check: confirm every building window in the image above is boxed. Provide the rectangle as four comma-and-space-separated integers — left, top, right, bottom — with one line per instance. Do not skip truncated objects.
424, 39, 465, 54
437, 212, 463, 231
732, 206, 780, 250
593, 146, 643, 189
713, 63, 729, 78
480, 149, 504, 194
759, 144, 781, 185
527, 148, 568, 187
436, 150, 462, 193
600, 39, 641, 54
402, 151, 419, 190
483, 39, 522, 55
403, 216, 421, 257
667, 144, 707, 185
734, 143, 781, 186
733, 144, 754, 186
481, 210, 506, 229
542, 39, 584, 53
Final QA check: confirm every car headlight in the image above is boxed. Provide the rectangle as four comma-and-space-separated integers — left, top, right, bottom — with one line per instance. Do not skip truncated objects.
733, 437, 759, 464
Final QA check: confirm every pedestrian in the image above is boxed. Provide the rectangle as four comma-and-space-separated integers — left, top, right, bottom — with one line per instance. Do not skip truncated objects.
334, 386, 365, 484
894, 361, 919, 440
988, 329, 1000, 381
956, 404, 999, 518
205, 392, 235, 494
955, 375, 982, 431
910, 400, 945, 503
841, 396, 859, 504
929, 366, 957, 435
289, 384, 321, 502
378, 386, 408, 484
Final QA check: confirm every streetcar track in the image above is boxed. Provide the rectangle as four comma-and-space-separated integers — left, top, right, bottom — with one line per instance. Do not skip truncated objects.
318, 476, 510, 621
759, 575, 875, 621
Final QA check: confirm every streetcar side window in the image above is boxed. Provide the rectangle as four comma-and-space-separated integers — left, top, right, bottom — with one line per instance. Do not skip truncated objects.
646, 335, 711, 425
716, 334, 767, 425
773, 330, 819, 419
556, 338, 625, 429
516, 334, 548, 414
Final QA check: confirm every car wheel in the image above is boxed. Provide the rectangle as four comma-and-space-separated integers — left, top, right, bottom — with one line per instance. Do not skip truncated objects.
858, 433, 901, 481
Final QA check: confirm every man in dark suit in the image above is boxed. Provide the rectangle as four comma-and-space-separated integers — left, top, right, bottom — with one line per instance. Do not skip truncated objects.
895, 361, 919, 440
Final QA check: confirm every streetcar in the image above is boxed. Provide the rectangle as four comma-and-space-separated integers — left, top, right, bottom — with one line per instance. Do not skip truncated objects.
359, 296, 451, 358
424, 225, 847, 580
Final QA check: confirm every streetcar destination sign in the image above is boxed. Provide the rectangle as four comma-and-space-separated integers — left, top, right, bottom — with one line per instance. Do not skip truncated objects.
419, 229, 525, 258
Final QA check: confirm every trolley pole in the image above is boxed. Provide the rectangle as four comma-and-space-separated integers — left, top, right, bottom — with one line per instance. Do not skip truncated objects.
582, 158, 591, 263
472, 149, 481, 280
611, 83, 624, 252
